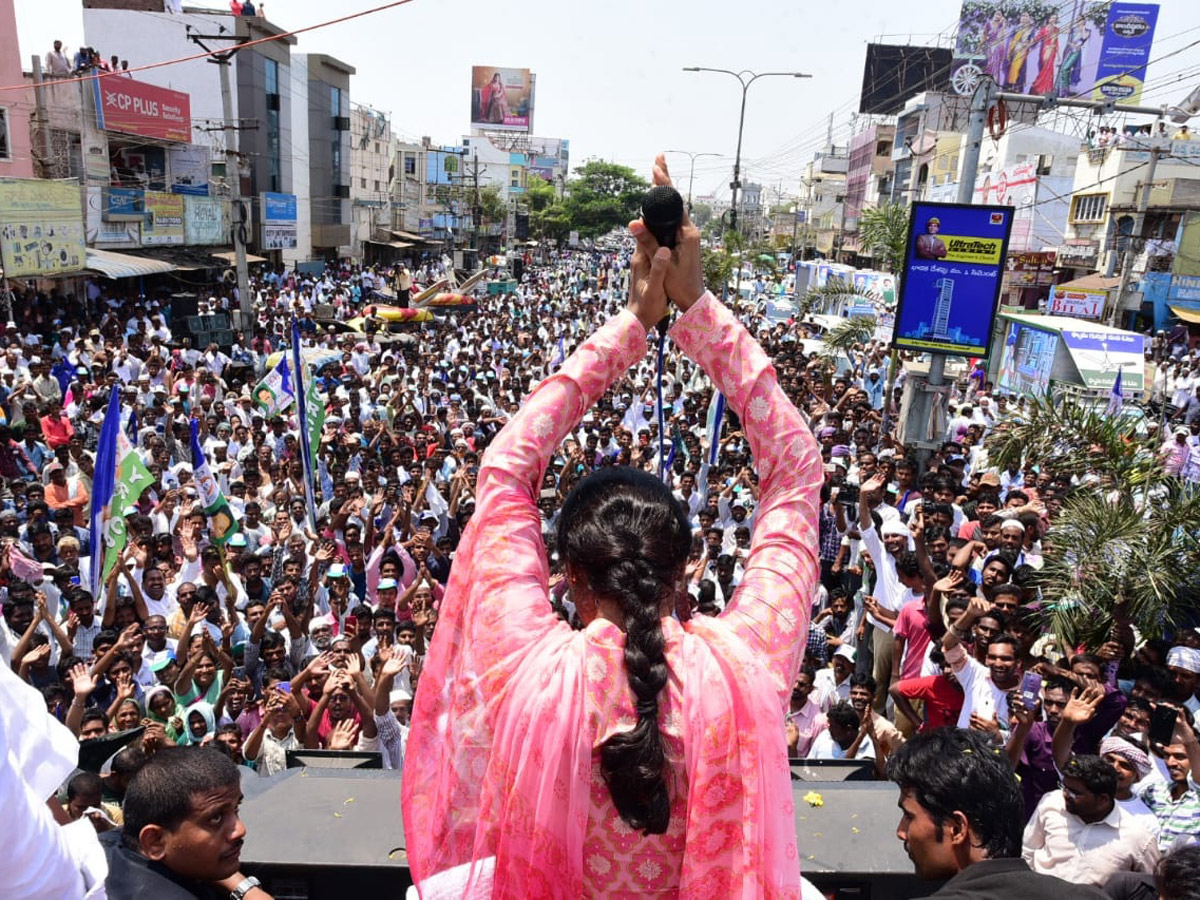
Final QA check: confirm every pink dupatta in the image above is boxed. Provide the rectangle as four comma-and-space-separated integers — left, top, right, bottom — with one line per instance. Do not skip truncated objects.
403, 294, 821, 897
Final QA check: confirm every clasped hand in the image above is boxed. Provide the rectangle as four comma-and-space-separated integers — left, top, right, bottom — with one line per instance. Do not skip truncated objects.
627, 154, 706, 333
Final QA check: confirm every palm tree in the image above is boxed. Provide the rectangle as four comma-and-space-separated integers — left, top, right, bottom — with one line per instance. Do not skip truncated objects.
819, 316, 875, 369
858, 203, 909, 274
985, 395, 1200, 646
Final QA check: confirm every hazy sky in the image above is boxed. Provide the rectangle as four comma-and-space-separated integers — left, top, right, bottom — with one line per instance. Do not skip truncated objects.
13, 0, 1200, 200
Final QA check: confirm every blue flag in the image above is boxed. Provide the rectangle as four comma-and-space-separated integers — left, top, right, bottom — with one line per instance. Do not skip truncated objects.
89, 387, 122, 598
698, 392, 725, 504
1107, 367, 1124, 416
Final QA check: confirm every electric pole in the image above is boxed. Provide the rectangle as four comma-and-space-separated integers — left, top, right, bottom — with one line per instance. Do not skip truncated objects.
188, 30, 252, 318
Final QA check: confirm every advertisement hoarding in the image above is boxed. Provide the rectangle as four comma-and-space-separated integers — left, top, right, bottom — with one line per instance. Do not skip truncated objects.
859, 44, 954, 115
1049, 285, 1107, 319
949, 2, 1159, 103
142, 191, 184, 245
93, 75, 192, 143
1005, 250, 1057, 287
0, 178, 86, 277
185, 196, 226, 245
169, 145, 210, 196
1060, 327, 1144, 391
104, 187, 145, 221
892, 201, 1015, 357
997, 321, 1057, 396
470, 66, 533, 132
261, 191, 297, 250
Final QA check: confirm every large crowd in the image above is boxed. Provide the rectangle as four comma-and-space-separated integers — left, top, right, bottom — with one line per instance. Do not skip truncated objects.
2, 238, 1199, 896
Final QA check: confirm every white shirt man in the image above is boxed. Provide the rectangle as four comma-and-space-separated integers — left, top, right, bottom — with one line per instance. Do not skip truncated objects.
1023, 785, 1159, 886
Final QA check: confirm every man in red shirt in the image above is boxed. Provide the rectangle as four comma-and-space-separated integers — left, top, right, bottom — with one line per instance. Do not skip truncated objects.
40, 398, 75, 449
891, 649, 964, 734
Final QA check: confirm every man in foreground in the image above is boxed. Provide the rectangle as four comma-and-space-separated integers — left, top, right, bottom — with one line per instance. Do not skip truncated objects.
102, 747, 272, 900
888, 728, 1107, 898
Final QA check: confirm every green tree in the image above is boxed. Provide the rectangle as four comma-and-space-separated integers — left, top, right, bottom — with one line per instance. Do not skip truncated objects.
985, 396, 1200, 648
524, 176, 558, 213
477, 185, 507, 227
858, 202, 910, 273
562, 161, 648, 240
701, 248, 736, 296
691, 202, 713, 229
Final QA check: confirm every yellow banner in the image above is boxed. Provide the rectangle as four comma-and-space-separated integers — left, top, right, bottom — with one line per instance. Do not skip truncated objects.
0, 178, 86, 277
939, 235, 1004, 265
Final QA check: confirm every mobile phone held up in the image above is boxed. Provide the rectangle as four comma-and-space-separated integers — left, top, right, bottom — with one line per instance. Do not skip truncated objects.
1149, 704, 1178, 747
1019, 671, 1042, 710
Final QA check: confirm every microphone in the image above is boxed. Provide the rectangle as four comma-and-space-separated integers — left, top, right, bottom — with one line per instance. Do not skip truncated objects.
641, 185, 684, 250
640, 185, 684, 335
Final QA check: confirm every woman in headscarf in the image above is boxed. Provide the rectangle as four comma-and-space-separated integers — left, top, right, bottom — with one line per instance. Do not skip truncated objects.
144, 684, 184, 744
182, 701, 218, 746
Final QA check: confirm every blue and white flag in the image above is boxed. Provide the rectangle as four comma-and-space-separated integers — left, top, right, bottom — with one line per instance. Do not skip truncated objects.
88, 387, 121, 599
1107, 367, 1124, 417
549, 334, 565, 371
698, 392, 725, 503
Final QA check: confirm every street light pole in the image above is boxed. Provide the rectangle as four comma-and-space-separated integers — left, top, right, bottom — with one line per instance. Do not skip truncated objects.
664, 149, 721, 212
683, 67, 810, 299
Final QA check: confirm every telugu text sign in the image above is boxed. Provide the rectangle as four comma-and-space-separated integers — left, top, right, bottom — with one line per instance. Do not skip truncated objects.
893, 201, 1015, 357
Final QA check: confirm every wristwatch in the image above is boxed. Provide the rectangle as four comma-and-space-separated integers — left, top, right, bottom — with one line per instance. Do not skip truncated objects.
229, 875, 261, 899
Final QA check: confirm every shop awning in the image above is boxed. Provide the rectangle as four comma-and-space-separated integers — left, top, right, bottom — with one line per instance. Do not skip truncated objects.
1169, 305, 1200, 324
366, 239, 413, 249
211, 250, 269, 265
85, 248, 177, 279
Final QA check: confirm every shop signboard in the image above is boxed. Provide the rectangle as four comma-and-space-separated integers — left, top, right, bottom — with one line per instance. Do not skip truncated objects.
0, 178, 86, 277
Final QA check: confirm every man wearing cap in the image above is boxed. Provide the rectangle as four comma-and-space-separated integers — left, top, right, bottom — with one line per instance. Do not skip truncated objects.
1161, 426, 1191, 477
1166, 646, 1200, 716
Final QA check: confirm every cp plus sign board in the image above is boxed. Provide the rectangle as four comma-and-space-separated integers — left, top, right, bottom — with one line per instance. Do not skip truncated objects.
94, 75, 192, 144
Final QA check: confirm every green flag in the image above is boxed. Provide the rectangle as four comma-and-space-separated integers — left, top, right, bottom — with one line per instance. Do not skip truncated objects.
101, 433, 154, 585
306, 377, 326, 452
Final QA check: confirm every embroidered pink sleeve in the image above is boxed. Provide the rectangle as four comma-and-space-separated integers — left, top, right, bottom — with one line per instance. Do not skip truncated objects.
669, 292, 822, 708
463, 309, 649, 669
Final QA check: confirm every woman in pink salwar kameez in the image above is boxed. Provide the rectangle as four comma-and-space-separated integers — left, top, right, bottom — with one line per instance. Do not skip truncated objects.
402, 156, 822, 899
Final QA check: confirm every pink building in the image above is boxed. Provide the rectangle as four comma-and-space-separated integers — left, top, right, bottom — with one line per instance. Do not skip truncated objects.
0, 0, 35, 179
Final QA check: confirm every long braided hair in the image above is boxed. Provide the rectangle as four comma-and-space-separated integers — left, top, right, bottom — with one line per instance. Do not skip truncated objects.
557, 466, 692, 835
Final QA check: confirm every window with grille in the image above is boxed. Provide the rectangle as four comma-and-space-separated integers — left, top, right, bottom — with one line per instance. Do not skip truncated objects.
1071, 194, 1108, 223
0, 109, 10, 161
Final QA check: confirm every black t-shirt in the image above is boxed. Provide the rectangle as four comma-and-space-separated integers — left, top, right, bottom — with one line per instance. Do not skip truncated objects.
99, 831, 226, 900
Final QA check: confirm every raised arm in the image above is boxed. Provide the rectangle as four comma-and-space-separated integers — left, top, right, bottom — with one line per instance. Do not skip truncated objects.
450, 262, 663, 671
670, 293, 821, 705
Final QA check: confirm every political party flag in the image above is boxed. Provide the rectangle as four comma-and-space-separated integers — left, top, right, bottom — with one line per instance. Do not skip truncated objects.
698, 391, 725, 503
88, 387, 121, 598
101, 424, 155, 588
1107, 367, 1124, 417
305, 376, 325, 454
550, 334, 565, 370
189, 419, 239, 545
291, 315, 319, 532
253, 355, 295, 417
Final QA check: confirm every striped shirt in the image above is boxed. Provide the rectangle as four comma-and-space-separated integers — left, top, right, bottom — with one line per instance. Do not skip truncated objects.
1140, 781, 1200, 852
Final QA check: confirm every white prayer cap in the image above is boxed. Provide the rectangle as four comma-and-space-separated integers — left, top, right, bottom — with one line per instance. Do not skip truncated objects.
1167, 646, 1200, 674
881, 520, 911, 538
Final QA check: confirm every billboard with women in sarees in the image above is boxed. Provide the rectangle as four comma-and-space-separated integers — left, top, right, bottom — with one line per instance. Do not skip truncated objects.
949, 1, 1157, 103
